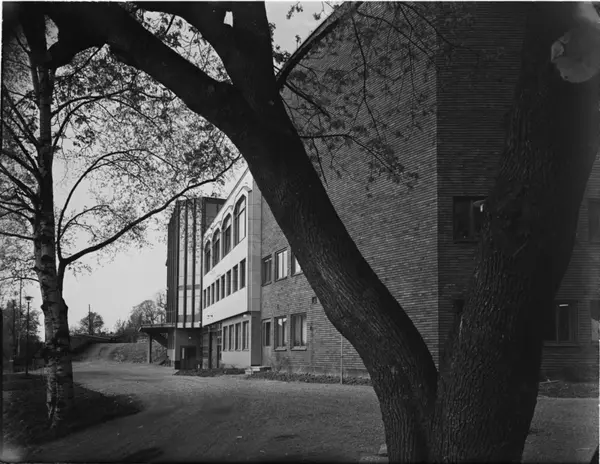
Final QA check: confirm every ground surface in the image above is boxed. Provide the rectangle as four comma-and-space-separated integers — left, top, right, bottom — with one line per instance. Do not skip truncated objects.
4, 361, 598, 463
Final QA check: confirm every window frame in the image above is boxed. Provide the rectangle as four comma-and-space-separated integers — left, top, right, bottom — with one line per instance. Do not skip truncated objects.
234, 196, 247, 245
223, 215, 232, 255
212, 229, 221, 266
226, 270, 231, 296
232, 265, 239, 292
223, 326, 228, 351
211, 283, 215, 305
274, 316, 287, 350
242, 320, 249, 350
262, 255, 273, 285
240, 259, 246, 288
204, 241, 211, 274
453, 196, 486, 243
221, 275, 226, 299
235, 322, 241, 350
543, 300, 579, 345
291, 313, 307, 349
228, 324, 233, 350
216, 279, 220, 302
275, 248, 289, 281
262, 319, 271, 347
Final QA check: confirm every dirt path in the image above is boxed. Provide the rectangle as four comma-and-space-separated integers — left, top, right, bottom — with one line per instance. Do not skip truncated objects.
15, 362, 600, 463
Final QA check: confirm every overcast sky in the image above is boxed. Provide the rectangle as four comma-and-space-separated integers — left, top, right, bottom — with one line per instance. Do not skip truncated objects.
22, 2, 333, 334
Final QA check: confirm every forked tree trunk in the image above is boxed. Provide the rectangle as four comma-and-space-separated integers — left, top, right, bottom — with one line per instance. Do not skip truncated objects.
218, 3, 598, 462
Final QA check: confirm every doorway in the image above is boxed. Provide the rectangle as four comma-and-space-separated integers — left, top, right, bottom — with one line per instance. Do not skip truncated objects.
180, 346, 197, 370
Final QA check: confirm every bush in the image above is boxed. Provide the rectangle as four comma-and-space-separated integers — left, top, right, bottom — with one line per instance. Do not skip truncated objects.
246, 370, 373, 386
174, 367, 246, 377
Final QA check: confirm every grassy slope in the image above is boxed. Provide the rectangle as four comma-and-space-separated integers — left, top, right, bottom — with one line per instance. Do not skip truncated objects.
73, 341, 166, 364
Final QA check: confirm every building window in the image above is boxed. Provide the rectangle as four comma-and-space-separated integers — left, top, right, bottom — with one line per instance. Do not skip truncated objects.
291, 253, 302, 275
232, 265, 239, 292
228, 324, 233, 350
234, 196, 247, 245
212, 229, 221, 266
204, 242, 211, 273
589, 200, 600, 242
453, 197, 485, 242
223, 326, 228, 351
221, 275, 225, 299
291, 313, 307, 348
275, 316, 287, 349
235, 322, 241, 350
216, 279, 220, 302
226, 271, 231, 296
311, 296, 318, 305
203, 289, 207, 309
223, 215, 232, 255
543, 301, 578, 343
262, 255, 272, 285
262, 320, 271, 347
275, 249, 288, 281
211, 283, 215, 304
591, 300, 600, 341
242, 321, 249, 350
240, 259, 246, 288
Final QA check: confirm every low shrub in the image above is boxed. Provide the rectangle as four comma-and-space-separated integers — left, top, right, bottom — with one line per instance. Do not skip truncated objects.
174, 367, 246, 377
246, 370, 373, 386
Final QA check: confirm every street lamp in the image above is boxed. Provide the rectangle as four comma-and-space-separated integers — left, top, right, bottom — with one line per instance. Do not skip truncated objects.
24, 296, 32, 377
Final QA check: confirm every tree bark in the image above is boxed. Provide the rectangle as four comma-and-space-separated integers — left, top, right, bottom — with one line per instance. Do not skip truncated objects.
23, 10, 75, 427
431, 3, 599, 461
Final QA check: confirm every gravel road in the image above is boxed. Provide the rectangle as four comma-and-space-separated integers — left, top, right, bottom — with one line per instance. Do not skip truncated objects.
10, 361, 599, 463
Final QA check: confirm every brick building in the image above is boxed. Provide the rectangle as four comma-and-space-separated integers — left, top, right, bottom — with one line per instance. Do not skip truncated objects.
153, 3, 599, 378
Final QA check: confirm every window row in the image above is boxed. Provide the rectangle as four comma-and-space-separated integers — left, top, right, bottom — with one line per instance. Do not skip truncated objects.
454, 299, 600, 343
204, 196, 247, 274
203, 259, 246, 308
222, 320, 249, 351
261, 248, 302, 285
453, 197, 600, 242
261, 313, 307, 349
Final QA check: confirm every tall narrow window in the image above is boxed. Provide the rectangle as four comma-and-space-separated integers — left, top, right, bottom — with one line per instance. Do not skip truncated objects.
203, 289, 206, 309
223, 326, 228, 351
223, 215, 232, 255
453, 197, 485, 242
589, 200, 600, 242
275, 316, 287, 349
235, 323, 241, 350
291, 313, 307, 348
275, 249, 288, 281
242, 321, 249, 350
216, 279, 220, 302
232, 265, 239, 292
262, 320, 271, 347
543, 301, 578, 343
291, 253, 302, 275
211, 283, 215, 304
262, 255, 272, 285
221, 275, 225, 299
240, 259, 246, 288
212, 229, 221, 266
204, 242, 211, 273
234, 196, 247, 244
228, 325, 233, 350
226, 271, 232, 296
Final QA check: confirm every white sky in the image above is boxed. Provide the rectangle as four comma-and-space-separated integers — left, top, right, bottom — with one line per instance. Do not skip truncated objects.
19, 2, 332, 334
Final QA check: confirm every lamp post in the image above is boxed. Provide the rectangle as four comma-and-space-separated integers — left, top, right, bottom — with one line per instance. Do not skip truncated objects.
24, 295, 32, 376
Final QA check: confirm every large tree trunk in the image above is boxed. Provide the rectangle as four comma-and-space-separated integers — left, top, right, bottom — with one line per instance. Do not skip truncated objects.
25, 11, 75, 427
431, 4, 599, 461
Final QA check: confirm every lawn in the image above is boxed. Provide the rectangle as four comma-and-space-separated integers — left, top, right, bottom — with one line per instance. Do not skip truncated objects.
2, 372, 143, 449
248, 371, 599, 398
